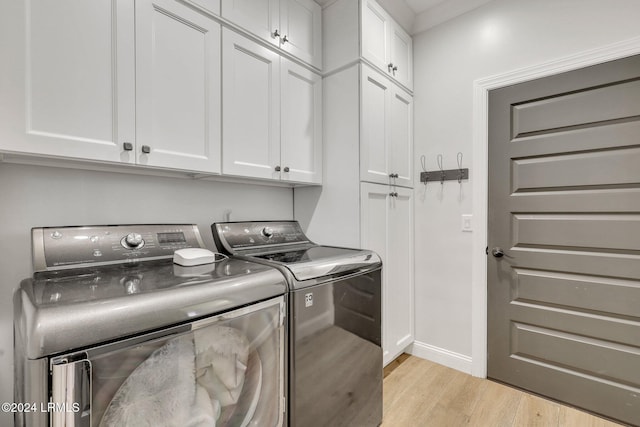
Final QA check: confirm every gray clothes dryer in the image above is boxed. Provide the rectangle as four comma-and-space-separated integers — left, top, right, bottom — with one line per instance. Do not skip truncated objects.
212, 220, 383, 427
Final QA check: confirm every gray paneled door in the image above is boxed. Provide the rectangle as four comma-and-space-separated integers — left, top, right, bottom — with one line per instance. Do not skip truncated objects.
487, 54, 640, 426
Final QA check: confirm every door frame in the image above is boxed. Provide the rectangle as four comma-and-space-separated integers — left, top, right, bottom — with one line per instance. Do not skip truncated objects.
470, 35, 640, 378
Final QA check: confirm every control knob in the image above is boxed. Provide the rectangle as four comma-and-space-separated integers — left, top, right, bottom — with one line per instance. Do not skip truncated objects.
262, 227, 274, 238
121, 232, 144, 249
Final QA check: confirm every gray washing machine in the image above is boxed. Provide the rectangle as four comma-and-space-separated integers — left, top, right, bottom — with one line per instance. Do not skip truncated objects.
14, 224, 288, 427
212, 221, 382, 427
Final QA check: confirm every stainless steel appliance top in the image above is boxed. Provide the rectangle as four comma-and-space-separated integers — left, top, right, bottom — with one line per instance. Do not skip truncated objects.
17, 224, 287, 359
212, 221, 382, 283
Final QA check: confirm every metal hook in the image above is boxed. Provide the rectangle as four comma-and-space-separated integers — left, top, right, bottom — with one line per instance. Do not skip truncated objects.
457, 152, 463, 183
437, 154, 445, 184
420, 155, 428, 185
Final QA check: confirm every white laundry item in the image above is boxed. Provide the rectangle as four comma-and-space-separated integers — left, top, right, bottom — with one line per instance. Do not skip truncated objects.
194, 326, 250, 407
100, 335, 195, 427
185, 384, 221, 427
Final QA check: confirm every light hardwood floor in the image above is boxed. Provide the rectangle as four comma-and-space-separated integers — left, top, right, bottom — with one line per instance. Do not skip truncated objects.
382, 355, 626, 427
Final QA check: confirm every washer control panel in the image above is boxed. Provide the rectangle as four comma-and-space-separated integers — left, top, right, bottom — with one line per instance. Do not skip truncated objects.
32, 224, 205, 272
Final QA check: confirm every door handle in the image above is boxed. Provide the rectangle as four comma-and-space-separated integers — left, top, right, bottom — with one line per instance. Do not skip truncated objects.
491, 247, 505, 258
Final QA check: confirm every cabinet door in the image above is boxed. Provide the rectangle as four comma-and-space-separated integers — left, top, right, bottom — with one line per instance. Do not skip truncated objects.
281, 59, 322, 184
360, 65, 391, 185
385, 186, 414, 363
390, 85, 413, 187
390, 23, 413, 90
280, 0, 322, 69
0, 0, 135, 163
136, 0, 221, 173
221, 0, 279, 46
361, 0, 390, 73
360, 183, 390, 362
222, 29, 281, 180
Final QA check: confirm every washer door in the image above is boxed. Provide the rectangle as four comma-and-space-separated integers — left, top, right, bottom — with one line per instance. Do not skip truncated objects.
51, 296, 285, 427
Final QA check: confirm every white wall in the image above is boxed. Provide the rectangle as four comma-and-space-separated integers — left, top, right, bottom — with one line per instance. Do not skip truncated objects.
0, 163, 292, 425
412, 0, 640, 366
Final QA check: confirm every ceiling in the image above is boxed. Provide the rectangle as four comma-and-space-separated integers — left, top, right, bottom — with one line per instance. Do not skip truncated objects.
317, 0, 495, 34
404, 0, 448, 14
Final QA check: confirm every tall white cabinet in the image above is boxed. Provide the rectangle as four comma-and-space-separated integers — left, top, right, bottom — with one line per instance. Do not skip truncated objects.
295, 0, 414, 365
361, 184, 414, 364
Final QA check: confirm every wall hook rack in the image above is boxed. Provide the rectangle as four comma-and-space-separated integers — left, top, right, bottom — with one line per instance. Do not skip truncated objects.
420, 152, 469, 184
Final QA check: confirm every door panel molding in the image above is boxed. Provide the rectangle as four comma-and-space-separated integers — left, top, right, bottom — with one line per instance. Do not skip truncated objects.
471, 35, 640, 380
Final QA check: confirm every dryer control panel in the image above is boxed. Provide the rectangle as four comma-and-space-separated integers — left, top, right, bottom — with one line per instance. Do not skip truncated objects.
212, 221, 311, 253
32, 224, 205, 272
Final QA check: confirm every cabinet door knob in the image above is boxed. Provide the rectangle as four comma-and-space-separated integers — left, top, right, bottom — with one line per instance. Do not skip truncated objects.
283, 166, 290, 172
122, 142, 133, 151
388, 62, 394, 72
282, 35, 288, 44
141, 145, 151, 154
392, 65, 398, 74
273, 29, 280, 38
275, 166, 281, 172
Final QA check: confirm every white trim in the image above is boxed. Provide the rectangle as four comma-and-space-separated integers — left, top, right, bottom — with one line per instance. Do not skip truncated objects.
471, 36, 640, 378
409, 340, 473, 375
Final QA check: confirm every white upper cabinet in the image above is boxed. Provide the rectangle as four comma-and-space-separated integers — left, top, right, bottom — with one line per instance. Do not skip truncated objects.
361, 0, 412, 90
222, 29, 322, 184
221, 0, 321, 69
360, 65, 413, 187
0, 0, 135, 163
222, 29, 281, 180
389, 22, 413, 90
187, 0, 221, 16
281, 59, 322, 184
280, 0, 322, 70
136, 0, 221, 173
0, 0, 322, 183
361, 0, 391, 74
221, 0, 279, 44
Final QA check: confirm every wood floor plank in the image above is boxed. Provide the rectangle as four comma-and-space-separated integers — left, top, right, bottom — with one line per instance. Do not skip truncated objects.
558, 406, 625, 427
382, 361, 453, 425
468, 379, 523, 427
383, 355, 627, 427
382, 356, 435, 415
513, 394, 561, 427
436, 366, 487, 418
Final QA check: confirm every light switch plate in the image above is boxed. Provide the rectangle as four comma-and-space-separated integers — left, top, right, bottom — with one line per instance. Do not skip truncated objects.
462, 214, 473, 232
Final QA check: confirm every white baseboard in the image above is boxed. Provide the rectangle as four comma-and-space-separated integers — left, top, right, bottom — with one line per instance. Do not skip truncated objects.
409, 341, 473, 375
